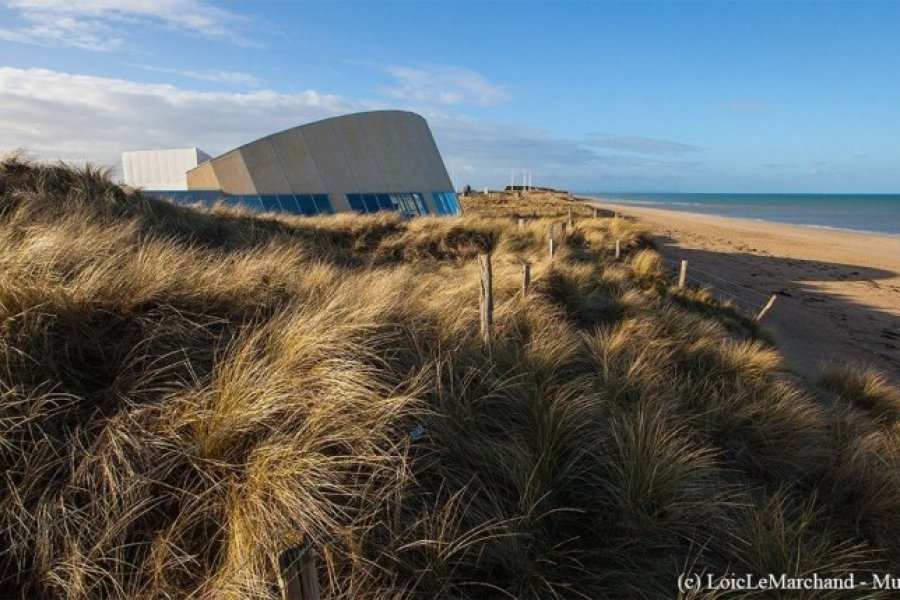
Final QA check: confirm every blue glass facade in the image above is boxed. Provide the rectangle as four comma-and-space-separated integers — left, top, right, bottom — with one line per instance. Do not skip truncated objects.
144, 191, 335, 216
432, 192, 462, 215
144, 189, 460, 218
346, 192, 433, 218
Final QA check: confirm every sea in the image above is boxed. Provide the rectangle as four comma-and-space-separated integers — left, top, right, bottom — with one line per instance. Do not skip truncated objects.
580, 193, 900, 236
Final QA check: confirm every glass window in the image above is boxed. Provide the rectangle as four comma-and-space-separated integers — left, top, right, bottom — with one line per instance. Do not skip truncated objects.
296, 194, 317, 216
362, 193, 380, 213
235, 195, 264, 211
347, 193, 366, 213
432, 192, 447, 214
278, 195, 300, 214
403, 193, 422, 217
223, 194, 244, 208
258, 195, 282, 212
432, 192, 460, 216
413, 193, 429, 215
313, 194, 333, 214
376, 193, 392, 210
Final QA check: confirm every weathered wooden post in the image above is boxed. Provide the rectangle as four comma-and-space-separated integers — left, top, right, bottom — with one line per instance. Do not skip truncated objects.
678, 260, 688, 288
593, 207, 599, 218
549, 238, 555, 261
522, 262, 531, 296
517, 217, 524, 232
478, 253, 493, 347
755, 294, 778, 321
279, 540, 320, 600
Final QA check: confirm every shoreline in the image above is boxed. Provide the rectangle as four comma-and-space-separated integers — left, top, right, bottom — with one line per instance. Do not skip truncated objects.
581, 198, 900, 383
577, 195, 900, 238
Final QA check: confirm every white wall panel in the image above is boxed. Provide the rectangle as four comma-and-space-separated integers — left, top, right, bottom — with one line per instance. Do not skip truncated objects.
122, 148, 207, 191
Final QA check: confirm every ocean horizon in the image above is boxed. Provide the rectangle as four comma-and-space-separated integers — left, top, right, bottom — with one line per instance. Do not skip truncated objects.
581, 192, 900, 236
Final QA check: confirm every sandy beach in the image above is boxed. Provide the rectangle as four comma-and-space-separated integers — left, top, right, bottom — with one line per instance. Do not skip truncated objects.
585, 199, 900, 383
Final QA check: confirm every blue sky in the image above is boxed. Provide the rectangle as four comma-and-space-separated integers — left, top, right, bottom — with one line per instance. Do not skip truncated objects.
1, 0, 899, 192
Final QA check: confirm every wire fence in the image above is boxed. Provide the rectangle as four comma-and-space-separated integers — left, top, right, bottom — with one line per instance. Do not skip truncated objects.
660, 255, 773, 316
490, 251, 775, 320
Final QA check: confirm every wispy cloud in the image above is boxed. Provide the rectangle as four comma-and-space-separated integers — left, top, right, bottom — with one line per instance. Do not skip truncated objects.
0, 66, 706, 189
130, 63, 261, 87
0, 67, 357, 166
383, 65, 509, 106
429, 114, 705, 189
0, 0, 253, 50
587, 135, 701, 156
0, 11, 121, 50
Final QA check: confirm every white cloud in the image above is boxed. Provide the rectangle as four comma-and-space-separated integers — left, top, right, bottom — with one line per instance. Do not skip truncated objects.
0, 12, 124, 50
0, 67, 357, 168
0, 0, 251, 49
428, 113, 705, 190
131, 64, 261, 87
383, 65, 509, 106
0, 66, 705, 190
587, 136, 701, 156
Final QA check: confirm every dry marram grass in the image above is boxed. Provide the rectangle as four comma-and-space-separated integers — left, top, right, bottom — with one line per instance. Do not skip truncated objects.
1, 161, 898, 598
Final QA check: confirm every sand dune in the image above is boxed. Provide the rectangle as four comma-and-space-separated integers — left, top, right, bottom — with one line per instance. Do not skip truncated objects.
585, 200, 900, 383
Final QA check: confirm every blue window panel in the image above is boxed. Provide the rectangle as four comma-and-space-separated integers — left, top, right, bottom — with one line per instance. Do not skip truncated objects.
226, 194, 250, 209
413, 193, 429, 215
296, 194, 317, 216
362, 193, 380, 213
197, 191, 225, 205
286, 194, 303, 215
449, 193, 461, 215
399, 193, 419, 218
258, 195, 282, 212
313, 194, 333, 214
433, 192, 460, 216
410, 193, 424, 215
376, 193, 392, 210
388, 194, 402, 210
276, 195, 299, 214
347, 193, 366, 213
432, 192, 446, 215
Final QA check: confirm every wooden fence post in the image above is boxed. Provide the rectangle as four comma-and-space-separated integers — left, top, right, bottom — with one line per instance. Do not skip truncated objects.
615, 240, 621, 260
478, 253, 493, 347
549, 238, 555, 261
678, 260, 688, 288
593, 207, 599, 218
522, 262, 531, 297
755, 294, 778, 321
517, 217, 524, 231
279, 540, 320, 600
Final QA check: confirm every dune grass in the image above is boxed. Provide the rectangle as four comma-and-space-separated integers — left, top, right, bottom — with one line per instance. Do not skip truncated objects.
1, 160, 899, 598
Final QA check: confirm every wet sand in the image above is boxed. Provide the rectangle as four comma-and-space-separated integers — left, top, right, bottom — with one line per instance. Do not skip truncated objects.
585, 199, 900, 383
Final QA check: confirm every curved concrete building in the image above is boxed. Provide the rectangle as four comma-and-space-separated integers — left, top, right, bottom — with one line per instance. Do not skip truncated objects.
182, 110, 459, 217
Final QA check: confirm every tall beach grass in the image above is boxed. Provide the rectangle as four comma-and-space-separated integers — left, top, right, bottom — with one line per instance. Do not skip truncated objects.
1, 159, 898, 598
